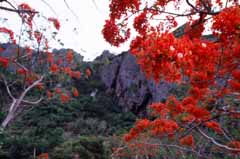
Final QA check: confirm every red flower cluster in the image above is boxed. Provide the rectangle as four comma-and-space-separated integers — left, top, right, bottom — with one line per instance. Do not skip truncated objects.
205, 121, 222, 134
34, 31, 42, 44
212, 6, 240, 42
18, 3, 36, 31
72, 87, 79, 97
66, 50, 73, 63
0, 57, 8, 68
37, 153, 49, 159
50, 64, 59, 73
179, 134, 195, 147
150, 119, 179, 136
124, 119, 150, 142
0, 27, 16, 44
133, 10, 148, 34
60, 93, 70, 103
102, 19, 130, 47
48, 17, 60, 30
109, 0, 141, 19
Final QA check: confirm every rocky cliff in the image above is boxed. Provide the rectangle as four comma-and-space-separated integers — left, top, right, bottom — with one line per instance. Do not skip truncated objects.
0, 43, 176, 115
96, 51, 175, 115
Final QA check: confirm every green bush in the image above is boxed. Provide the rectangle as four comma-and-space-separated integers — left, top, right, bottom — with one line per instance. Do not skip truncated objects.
51, 136, 108, 159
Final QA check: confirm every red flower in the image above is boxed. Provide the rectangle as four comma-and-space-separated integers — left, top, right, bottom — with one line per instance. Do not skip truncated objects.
66, 50, 73, 63
60, 93, 70, 103
34, 31, 42, 44
227, 141, 240, 153
47, 52, 54, 63
18, 3, 36, 31
102, 18, 130, 47
109, 0, 141, 19
47, 91, 53, 100
72, 87, 79, 97
50, 64, 58, 73
17, 68, 27, 75
54, 87, 62, 94
180, 134, 195, 147
36, 83, 44, 90
25, 46, 32, 59
48, 17, 60, 30
205, 121, 222, 134
0, 57, 8, 68
37, 153, 49, 159
71, 71, 81, 79
133, 10, 148, 34
0, 27, 15, 44
0, 47, 4, 53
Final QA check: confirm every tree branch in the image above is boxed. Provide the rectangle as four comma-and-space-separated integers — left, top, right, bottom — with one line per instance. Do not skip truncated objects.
0, 6, 38, 14
197, 128, 240, 152
186, 0, 219, 15
22, 97, 43, 105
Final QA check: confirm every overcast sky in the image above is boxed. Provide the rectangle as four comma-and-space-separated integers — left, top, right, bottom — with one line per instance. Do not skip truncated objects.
0, 0, 131, 61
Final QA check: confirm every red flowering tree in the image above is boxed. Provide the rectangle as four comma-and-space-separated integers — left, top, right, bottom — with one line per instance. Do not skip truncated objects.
0, 1, 80, 128
103, 0, 240, 157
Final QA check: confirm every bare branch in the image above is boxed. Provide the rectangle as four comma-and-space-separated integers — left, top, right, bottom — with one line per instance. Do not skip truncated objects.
9, 99, 17, 112
147, 7, 196, 17
22, 97, 43, 105
111, 146, 127, 159
13, 59, 28, 71
10, 76, 44, 113
0, 6, 38, 14
41, 0, 58, 16
4, 0, 18, 10
186, 0, 199, 12
197, 128, 240, 152
133, 142, 207, 158
186, 0, 219, 15
63, 0, 80, 21
20, 76, 44, 100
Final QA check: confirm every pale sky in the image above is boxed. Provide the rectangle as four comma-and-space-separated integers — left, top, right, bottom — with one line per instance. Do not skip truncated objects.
0, 0, 131, 61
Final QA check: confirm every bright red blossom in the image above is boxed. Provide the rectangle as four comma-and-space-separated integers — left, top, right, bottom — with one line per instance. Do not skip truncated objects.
34, 31, 42, 44
102, 18, 130, 47
205, 121, 222, 134
0, 27, 16, 44
180, 134, 195, 147
48, 18, 60, 30
50, 64, 59, 73
66, 50, 73, 63
0, 57, 8, 68
60, 93, 70, 103
72, 87, 79, 97
37, 153, 49, 159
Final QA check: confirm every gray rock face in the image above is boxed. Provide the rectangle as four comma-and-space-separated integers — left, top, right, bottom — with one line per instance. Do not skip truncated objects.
0, 43, 83, 71
99, 51, 174, 114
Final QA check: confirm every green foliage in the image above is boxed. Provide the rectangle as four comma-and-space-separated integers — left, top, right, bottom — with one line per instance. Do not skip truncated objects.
52, 136, 108, 159
0, 74, 136, 158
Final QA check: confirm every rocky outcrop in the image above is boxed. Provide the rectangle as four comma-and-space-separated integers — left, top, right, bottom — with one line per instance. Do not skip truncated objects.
0, 43, 175, 115
98, 51, 174, 115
